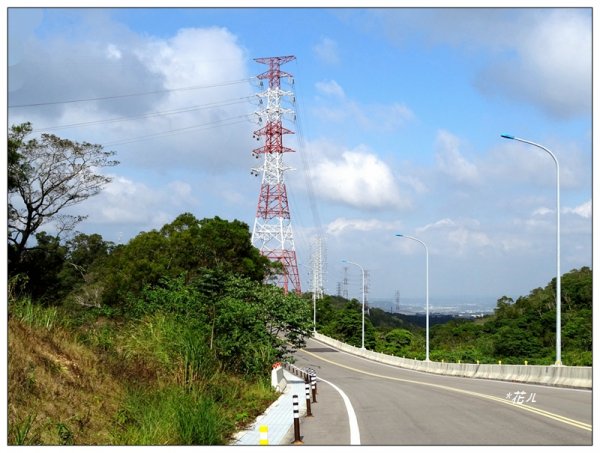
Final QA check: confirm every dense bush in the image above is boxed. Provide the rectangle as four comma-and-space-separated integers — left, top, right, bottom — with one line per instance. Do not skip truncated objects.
319, 268, 592, 366
8, 211, 313, 445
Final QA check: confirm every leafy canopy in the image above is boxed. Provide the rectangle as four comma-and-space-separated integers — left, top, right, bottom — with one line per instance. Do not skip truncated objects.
8, 122, 118, 266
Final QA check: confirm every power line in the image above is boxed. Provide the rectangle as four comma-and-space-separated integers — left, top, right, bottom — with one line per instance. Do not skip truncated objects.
102, 113, 255, 147
9, 78, 255, 108
31, 95, 256, 132
292, 61, 322, 236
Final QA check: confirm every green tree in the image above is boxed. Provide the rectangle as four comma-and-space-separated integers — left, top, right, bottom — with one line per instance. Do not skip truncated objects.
8, 123, 118, 267
322, 299, 376, 349
59, 233, 114, 293
133, 273, 311, 376
379, 328, 414, 356
96, 214, 273, 306
194, 215, 273, 281
14, 232, 67, 303
315, 295, 336, 330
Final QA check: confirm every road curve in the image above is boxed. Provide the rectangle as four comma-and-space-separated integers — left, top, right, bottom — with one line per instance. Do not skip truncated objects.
291, 337, 592, 446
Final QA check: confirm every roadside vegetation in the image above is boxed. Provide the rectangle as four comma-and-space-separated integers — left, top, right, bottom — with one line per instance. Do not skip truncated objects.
8, 123, 312, 445
316, 266, 592, 366
7, 216, 312, 445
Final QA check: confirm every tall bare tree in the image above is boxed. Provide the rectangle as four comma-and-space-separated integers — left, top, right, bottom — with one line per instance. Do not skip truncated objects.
8, 123, 119, 266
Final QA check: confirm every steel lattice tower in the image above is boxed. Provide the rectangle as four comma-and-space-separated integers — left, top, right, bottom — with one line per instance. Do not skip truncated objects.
250, 55, 301, 294
310, 237, 325, 300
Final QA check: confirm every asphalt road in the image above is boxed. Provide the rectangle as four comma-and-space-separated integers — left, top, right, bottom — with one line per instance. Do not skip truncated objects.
291, 337, 592, 446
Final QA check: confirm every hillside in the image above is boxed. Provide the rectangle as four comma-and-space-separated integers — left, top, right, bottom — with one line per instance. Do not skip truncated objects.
8, 214, 313, 445
317, 267, 592, 365
8, 306, 123, 445
7, 298, 280, 445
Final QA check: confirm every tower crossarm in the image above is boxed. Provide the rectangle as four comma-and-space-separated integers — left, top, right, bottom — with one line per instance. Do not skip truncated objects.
254, 55, 296, 89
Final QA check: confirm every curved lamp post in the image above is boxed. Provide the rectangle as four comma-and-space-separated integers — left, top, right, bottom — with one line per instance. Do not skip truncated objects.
501, 134, 561, 366
342, 259, 366, 349
396, 234, 429, 362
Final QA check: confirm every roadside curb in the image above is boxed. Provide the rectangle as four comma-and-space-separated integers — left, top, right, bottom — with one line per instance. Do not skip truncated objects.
231, 369, 305, 445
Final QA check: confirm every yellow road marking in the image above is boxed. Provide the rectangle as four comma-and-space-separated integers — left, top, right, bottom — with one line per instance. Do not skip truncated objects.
301, 348, 592, 432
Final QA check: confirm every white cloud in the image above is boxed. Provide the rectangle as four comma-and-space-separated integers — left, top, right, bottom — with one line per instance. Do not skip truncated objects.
313, 37, 340, 65
414, 217, 491, 255
499, 237, 531, 253
416, 218, 456, 233
326, 218, 402, 236
448, 227, 491, 251
435, 130, 480, 186
369, 9, 590, 119
532, 207, 553, 216
315, 80, 345, 98
564, 200, 591, 219
76, 175, 198, 229
9, 21, 254, 172
397, 174, 428, 194
313, 80, 413, 132
477, 9, 591, 119
105, 44, 122, 60
484, 140, 588, 191
311, 148, 409, 211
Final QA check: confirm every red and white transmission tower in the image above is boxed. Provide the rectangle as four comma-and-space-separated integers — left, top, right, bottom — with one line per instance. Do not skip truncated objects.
250, 55, 301, 294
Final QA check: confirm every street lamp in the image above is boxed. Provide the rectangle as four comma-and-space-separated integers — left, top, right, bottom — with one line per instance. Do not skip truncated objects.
341, 259, 366, 349
395, 234, 430, 362
501, 134, 561, 366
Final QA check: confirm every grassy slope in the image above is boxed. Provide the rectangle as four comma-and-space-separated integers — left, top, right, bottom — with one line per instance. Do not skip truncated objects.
7, 303, 278, 446
8, 318, 123, 445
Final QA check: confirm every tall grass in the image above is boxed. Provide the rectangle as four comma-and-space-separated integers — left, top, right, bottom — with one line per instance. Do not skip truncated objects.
9, 297, 60, 330
9, 297, 278, 445
112, 311, 276, 445
114, 386, 230, 445
175, 392, 227, 445
119, 312, 219, 386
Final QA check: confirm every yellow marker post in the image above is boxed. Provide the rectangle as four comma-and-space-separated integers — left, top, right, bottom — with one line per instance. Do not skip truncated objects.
259, 425, 268, 445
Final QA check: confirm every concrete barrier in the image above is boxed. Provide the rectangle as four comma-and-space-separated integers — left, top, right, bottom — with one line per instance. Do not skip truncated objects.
312, 332, 591, 389
271, 363, 286, 392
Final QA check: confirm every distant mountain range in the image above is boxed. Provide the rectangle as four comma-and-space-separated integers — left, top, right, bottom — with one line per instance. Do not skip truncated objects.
369, 296, 497, 316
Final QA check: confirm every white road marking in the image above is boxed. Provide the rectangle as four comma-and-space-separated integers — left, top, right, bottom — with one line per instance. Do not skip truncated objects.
316, 376, 361, 445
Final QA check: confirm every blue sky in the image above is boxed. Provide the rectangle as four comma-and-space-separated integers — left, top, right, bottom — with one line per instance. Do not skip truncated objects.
5, 4, 593, 309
